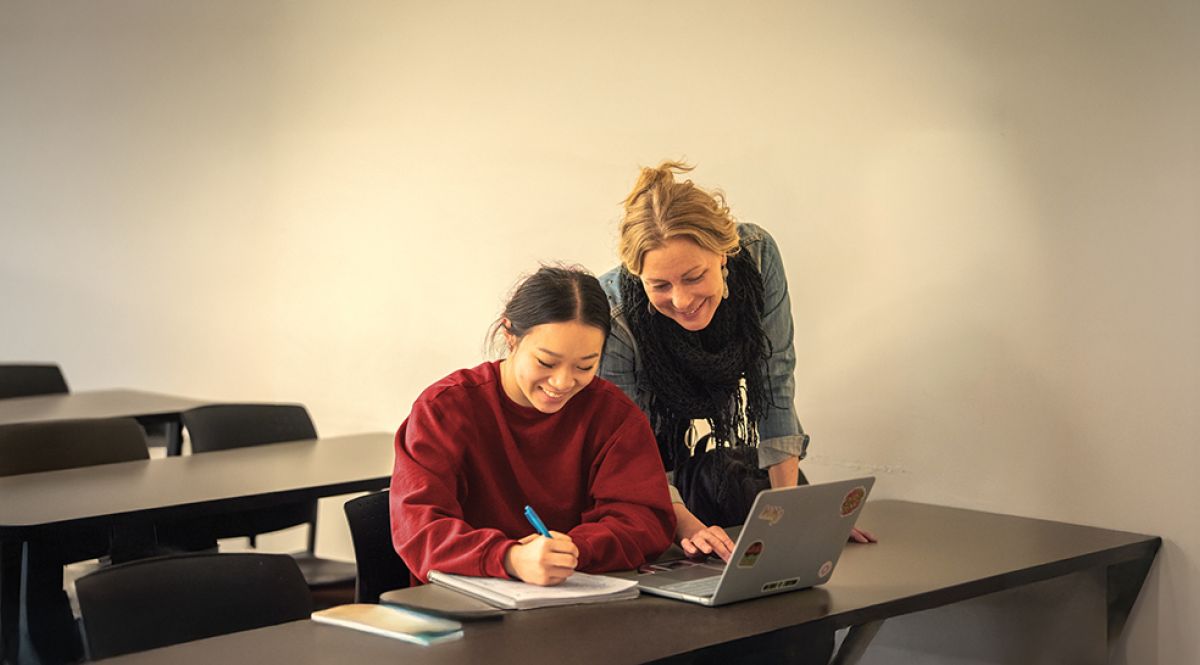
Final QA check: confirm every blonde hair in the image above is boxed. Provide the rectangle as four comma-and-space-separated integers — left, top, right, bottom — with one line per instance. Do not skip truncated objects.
618, 160, 740, 275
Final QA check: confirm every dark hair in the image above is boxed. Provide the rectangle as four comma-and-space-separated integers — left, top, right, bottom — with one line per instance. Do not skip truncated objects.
488, 265, 612, 355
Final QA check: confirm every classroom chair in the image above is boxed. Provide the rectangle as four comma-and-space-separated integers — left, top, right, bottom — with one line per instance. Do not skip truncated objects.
0, 417, 148, 477
0, 417, 151, 663
344, 490, 411, 603
178, 404, 357, 596
76, 552, 312, 660
0, 363, 69, 399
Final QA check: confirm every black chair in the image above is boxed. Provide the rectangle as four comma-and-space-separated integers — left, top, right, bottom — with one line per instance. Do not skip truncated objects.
0, 417, 148, 477
0, 363, 69, 400
179, 404, 357, 593
76, 552, 312, 660
344, 490, 411, 603
0, 418, 150, 663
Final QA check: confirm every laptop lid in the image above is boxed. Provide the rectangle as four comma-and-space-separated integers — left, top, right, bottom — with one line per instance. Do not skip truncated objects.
636, 476, 874, 606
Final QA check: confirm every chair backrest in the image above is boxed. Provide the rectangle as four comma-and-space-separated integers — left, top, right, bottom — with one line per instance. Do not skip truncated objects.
0, 417, 148, 477
182, 403, 317, 453
76, 552, 313, 660
180, 404, 319, 541
0, 363, 69, 400
344, 490, 411, 603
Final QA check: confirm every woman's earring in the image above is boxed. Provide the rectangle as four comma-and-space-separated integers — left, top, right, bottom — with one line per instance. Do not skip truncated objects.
647, 301, 657, 316
721, 265, 730, 300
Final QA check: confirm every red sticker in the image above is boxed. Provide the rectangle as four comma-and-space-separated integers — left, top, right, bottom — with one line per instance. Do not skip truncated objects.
737, 541, 764, 568
840, 487, 866, 517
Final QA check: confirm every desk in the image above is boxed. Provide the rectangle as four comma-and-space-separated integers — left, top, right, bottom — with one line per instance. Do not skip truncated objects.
94, 500, 1159, 665
0, 389, 211, 456
0, 432, 394, 665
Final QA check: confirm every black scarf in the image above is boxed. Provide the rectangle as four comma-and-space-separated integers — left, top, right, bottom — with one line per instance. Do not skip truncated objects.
619, 250, 772, 471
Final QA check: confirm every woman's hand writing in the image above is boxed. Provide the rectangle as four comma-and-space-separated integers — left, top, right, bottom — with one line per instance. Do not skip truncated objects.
503, 531, 578, 586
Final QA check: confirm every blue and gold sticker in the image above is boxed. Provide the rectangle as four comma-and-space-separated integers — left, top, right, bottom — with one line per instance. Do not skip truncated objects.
738, 541, 764, 568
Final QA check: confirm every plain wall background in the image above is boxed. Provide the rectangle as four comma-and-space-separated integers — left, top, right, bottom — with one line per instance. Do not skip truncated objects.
2, 2, 1196, 662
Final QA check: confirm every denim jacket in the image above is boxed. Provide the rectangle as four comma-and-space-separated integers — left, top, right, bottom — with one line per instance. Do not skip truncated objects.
598, 223, 810, 492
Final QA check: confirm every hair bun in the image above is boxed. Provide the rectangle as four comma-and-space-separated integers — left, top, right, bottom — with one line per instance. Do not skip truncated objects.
623, 160, 694, 211
617, 160, 738, 275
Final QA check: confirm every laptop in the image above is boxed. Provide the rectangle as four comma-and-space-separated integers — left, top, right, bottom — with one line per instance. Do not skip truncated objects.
630, 476, 874, 606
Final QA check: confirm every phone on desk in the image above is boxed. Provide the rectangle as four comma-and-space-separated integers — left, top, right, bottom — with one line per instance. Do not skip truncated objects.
380, 584, 507, 621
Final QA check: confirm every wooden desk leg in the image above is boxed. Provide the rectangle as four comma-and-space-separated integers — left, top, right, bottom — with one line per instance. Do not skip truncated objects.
1108, 554, 1156, 648
830, 621, 884, 665
18, 542, 83, 665
1, 541, 21, 665
164, 420, 183, 457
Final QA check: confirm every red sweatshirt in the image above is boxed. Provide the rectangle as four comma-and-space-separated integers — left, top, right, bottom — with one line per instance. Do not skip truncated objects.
390, 361, 675, 583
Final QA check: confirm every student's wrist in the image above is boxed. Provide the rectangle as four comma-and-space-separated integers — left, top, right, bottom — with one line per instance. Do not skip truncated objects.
672, 503, 706, 540
498, 541, 522, 579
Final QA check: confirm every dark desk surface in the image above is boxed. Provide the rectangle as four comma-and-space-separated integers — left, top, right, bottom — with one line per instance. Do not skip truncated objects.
0, 389, 209, 426
0, 432, 394, 538
97, 500, 1160, 665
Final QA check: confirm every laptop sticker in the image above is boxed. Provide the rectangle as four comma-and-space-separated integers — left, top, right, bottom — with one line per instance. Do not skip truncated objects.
818, 560, 833, 578
757, 504, 785, 526
737, 541, 764, 568
840, 486, 866, 517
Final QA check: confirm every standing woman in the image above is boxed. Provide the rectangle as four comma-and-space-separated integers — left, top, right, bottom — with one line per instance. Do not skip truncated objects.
599, 161, 874, 561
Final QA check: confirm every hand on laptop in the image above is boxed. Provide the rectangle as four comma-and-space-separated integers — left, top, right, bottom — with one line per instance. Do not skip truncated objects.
681, 526, 736, 561
849, 526, 877, 543
674, 504, 736, 561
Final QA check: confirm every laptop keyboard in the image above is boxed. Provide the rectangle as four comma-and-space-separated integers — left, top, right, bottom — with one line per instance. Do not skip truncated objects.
660, 576, 720, 597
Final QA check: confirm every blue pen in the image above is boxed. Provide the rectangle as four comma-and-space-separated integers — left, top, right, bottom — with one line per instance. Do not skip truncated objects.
523, 505, 552, 538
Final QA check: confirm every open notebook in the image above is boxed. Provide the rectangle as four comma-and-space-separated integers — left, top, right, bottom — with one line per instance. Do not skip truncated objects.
427, 570, 638, 609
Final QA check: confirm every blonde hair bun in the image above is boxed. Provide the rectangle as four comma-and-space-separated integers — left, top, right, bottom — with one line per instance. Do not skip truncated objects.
618, 160, 739, 275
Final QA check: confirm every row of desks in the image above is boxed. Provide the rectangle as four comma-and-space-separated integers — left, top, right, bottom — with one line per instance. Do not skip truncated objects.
0, 391, 1161, 664
0, 389, 394, 664
98, 500, 1160, 665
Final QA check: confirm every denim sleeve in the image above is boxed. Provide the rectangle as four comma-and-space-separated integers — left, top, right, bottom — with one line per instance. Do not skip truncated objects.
754, 230, 811, 469
598, 313, 640, 405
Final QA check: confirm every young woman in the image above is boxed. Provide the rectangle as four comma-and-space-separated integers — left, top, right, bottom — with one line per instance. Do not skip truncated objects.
599, 161, 875, 562
390, 266, 675, 586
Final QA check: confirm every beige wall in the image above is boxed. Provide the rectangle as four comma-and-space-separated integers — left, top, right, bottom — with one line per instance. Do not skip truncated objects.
2, 1, 1196, 662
